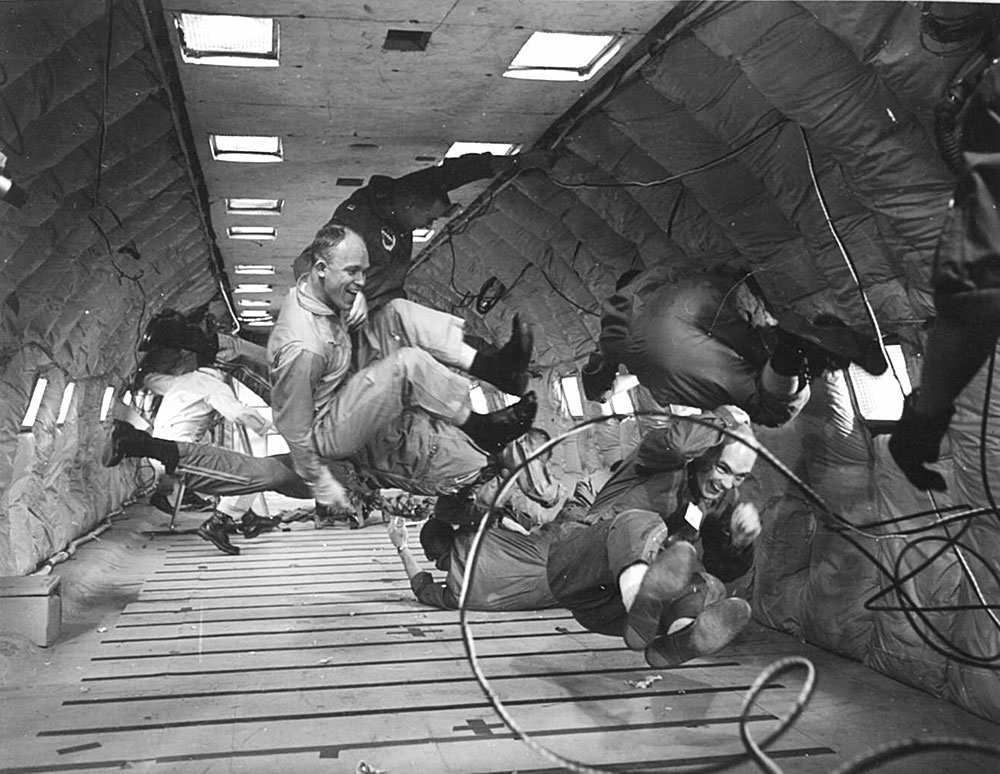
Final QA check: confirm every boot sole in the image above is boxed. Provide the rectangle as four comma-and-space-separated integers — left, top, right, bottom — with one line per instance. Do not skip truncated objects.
645, 597, 751, 667
623, 541, 697, 650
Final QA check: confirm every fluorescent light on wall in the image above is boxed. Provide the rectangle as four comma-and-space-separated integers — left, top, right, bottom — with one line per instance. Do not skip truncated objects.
21, 377, 49, 429
210, 135, 283, 163
245, 319, 275, 327
504, 31, 621, 82
176, 14, 279, 67
228, 226, 276, 240
100, 386, 115, 421
239, 310, 272, 318
239, 298, 271, 307
235, 264, 276, 275
847, 344, 912, 423
56, 383, 76, 426
469, 385, 489, 414
226, 198, 283, 214
235, 284, 273, 294
609, 390, 635, 416
445, 142, 518, 158
560, 375, 585, 418
412, 228, 434, 242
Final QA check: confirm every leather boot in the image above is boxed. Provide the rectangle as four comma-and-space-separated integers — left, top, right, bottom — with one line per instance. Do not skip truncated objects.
197, 512, 240, 555
460, 391, 537, 454
468, 314, 533, 396
644, 597, 751, 667
240, 511, 277, 539
101, 421, 180, 473
775, 311, 886, 376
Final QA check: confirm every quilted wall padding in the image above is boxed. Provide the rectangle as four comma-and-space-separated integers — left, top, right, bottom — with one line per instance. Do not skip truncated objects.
0, 0, 222, 574
408, 2, 1000, 721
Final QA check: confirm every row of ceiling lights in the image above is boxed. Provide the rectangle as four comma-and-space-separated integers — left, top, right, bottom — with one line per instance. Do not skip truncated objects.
174, 13, 623, 327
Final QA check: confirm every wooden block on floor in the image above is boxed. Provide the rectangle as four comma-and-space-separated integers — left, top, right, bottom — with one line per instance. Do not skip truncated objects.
0, 574, 61, 646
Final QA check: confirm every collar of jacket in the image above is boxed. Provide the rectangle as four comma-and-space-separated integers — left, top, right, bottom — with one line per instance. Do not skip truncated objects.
295, 275, 341, 319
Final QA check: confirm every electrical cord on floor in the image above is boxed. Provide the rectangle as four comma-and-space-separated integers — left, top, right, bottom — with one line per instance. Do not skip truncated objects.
457, 411, 1000, 773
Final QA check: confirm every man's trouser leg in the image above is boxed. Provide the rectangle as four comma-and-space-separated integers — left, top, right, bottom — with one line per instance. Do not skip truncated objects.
546, 509, 668, 637
175, 444, 312, 498
357, 299, 468, 370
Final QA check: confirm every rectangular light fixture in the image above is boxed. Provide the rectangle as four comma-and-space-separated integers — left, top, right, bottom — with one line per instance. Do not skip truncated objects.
847, 344, 912, 425
245, 319, 275, 327
100, 386, 115, 421
226, 198, 283, 215
175, 13, 279, 67
210, 135, 283, 163
235, 284, 273, 294
239, 310, 272, 318
445, 142, 519, 159
56, 383, 76, 426
469, 385, 489, 414
21, 377, 49, 429
239, 298, 271, 307
412, 228, 434, 242
228, 226, 276, 240
235, 264, 276, 275
559, 375, 585, 418
504, 31, 621, 82
121, 390, 133, 406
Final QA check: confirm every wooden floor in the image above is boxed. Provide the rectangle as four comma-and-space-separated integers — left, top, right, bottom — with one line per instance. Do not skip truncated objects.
2, 503, 999, 774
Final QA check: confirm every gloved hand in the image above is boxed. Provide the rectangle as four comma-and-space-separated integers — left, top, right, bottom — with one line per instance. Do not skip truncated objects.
888, 390, 954, 492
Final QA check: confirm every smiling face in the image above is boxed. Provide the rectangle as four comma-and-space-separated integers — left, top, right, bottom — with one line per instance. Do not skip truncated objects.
694, 437, 757, 503
311, 229, 369, 312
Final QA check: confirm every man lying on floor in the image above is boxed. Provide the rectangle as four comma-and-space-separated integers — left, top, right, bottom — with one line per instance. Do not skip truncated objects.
389, 406, 760, 666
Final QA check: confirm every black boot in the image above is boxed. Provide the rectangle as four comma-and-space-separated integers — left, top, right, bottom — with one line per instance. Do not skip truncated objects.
240, 511, 277, 539
580, 349, 617, 402
101, 421, 180, 474
460, 391, 538, 454
774, 311, 887, 376
468, 314, 533, 396
197, 512, 240, 555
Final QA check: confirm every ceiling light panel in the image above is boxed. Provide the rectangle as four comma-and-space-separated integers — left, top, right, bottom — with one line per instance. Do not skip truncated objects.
226, 198, 283, 215
235, 264, 276, 274
228, 226, 276, 240
445, 142, 519, 158
238, 298, 271, 307
210, 135, 283, 163
235, 284, 273, 294
176, 14, 279, 67
504, 31, 621, 82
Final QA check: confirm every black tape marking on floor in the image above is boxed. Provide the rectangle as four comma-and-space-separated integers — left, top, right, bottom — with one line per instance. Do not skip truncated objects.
37, 683, 784, 736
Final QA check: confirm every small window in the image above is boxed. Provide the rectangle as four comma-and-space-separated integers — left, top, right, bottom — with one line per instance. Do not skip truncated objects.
175, 14, 279, 67
210, 135, 283, 163
235, 264, 276, 275
226, 198, 283, 215
56, 383, 76, 426
228, 226, 276, 240
559, 375, 585, 418
846, 344, 912, 429
504, 31, 621, 82
21, 377, 48, 429
469, 385, 489, 414
99, 386, 115, 421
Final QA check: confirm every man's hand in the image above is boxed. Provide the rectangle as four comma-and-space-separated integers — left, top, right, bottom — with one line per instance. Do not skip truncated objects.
730, 502, 761, 548
888, 390, 953, 491
387, 515, 409, 550
240, 409, 272, 437
345, 292, 368, 331
715, 404, 751, 428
